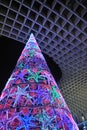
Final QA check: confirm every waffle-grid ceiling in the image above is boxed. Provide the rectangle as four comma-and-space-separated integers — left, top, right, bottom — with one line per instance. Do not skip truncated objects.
0, 0, 87, 122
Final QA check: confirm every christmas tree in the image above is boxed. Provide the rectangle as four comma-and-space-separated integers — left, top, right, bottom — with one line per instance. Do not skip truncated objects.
0, 34, 79, 130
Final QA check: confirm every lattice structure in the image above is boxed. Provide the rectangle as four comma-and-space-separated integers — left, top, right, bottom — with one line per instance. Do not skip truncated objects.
0, 0, 87, 121
0, 34, 79, 129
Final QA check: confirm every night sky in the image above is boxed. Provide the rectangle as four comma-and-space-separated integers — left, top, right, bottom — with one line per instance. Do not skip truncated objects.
0, 36, 62, 94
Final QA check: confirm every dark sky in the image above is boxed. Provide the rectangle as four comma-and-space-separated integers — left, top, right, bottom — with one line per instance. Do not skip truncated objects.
0, 36, 62, 94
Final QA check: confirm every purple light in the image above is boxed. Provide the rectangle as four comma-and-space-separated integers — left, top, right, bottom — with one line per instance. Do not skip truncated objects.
0, 33, 79, 130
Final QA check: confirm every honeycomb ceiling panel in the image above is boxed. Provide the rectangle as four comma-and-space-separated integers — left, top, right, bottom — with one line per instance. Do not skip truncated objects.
0, 0, 87, 123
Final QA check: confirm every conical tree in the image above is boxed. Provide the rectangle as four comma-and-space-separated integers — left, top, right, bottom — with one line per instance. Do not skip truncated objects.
0, 34, 79, 130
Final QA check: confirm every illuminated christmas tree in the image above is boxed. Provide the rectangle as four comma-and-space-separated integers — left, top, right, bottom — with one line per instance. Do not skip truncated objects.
0, 34, 79, 130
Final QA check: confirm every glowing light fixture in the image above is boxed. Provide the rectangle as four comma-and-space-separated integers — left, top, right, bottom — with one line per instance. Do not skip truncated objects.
0, 34, 79, 130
